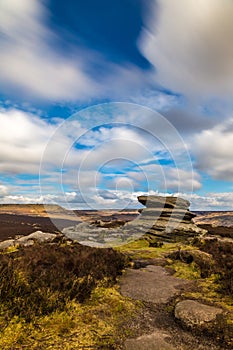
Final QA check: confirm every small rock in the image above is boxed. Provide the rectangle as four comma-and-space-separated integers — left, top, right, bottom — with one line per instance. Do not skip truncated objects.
175, 300, 223, 330
124, 330, 175, 350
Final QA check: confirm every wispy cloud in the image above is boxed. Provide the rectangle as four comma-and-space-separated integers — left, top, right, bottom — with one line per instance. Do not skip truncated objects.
0, 0, 98, 101
139, 0, 233, 100
0, 0, 152, 102
193, 118, 233, 181
0, 108, 56, 174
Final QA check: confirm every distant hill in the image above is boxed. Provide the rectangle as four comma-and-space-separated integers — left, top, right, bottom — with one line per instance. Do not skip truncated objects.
193, 211, 233, 227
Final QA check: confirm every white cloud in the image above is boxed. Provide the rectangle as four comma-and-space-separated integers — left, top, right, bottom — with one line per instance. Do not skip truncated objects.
68, 139, 153, 172
163, 168, 202, 192
1, 188, 232, 210
78, 126, 152, 148
129, 90, 180, 112
0, 108, 87, 175
0, 0, 152, 102
180, 192, 233, 211
0, 184, 9, 198
0, 107, 202, 208
0, 0, 97, 101
139, 163, 201, 192
0, 109, 55, 173
193, 118, 233, 180
140, 0, 233, 99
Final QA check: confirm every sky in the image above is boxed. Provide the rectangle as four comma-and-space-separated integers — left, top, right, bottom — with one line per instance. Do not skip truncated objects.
0, 0, 233, 211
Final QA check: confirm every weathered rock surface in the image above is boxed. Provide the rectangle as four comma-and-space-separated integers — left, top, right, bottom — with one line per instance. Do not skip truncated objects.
17, 231, 57, 244
0, 239, 15, 250
0, 231, 57, 249
174, 300, 223, 330
137, 195, 190, 209
62, 222, 136, 247
120, 265, 189, 304
127, 196, 207, 243
62, 196, 207, 247
168, 249, 215, 269
124, 330, 175, 350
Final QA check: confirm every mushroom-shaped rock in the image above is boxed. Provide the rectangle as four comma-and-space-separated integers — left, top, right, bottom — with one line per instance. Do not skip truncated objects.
131, 195, 206, 243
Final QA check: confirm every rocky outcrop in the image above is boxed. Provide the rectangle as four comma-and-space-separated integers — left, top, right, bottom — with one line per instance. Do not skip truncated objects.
174, 300, 224, 331
167, 249, 215, 277
124, 196, 207, 243
0, 231, 57, 250
63, 196, 207, 247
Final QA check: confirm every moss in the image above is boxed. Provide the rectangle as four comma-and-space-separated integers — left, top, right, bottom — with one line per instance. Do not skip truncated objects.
0, 283, 139, 349
167, 260, 201, 280
117, 238, 184, 260
0, 242, 139, 349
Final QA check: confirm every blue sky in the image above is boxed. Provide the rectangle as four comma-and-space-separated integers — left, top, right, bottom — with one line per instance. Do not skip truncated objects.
0, 0, 232, 210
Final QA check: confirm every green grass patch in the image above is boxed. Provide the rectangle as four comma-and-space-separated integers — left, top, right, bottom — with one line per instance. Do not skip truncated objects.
116, 238, 183, 260
0, 241, 142, 349
0, 242, 128, 321
167, 260, 201, 279
0, 283, 139, 349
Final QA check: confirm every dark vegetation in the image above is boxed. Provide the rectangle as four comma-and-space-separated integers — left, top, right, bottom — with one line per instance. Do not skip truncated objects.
168, 235, 233, 296
0, 213, 80, 240
0, 242, 128, 321
0, 211, 232, 349
198, 224, 233, 239
195, 237, 233, 295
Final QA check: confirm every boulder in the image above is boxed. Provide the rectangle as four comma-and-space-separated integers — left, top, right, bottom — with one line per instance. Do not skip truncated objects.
130, 196, 207, 243
174, 300, 223, 331
167, 249, 215, 277
168, 249, 214, 266
0, 231, 57, 250
139, 207, 196, 220
17, 231, 57, 244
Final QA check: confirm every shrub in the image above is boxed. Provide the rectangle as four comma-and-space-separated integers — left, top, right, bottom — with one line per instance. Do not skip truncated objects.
0, 243, 128, 321
195, 238, 233, 295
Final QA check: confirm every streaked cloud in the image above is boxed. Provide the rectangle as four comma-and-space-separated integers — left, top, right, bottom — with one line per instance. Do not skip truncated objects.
194, 118, 233, 180
139, 0, 233, 99
0, 0, 98, 101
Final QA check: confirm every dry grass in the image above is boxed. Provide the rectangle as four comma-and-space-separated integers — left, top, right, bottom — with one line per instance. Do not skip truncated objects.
194, 238, 233, 295
0, 242, 128, 321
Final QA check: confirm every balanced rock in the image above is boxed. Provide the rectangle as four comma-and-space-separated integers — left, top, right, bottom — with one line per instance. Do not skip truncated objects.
125, 196, 207, 243
62, 195, 207, 247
